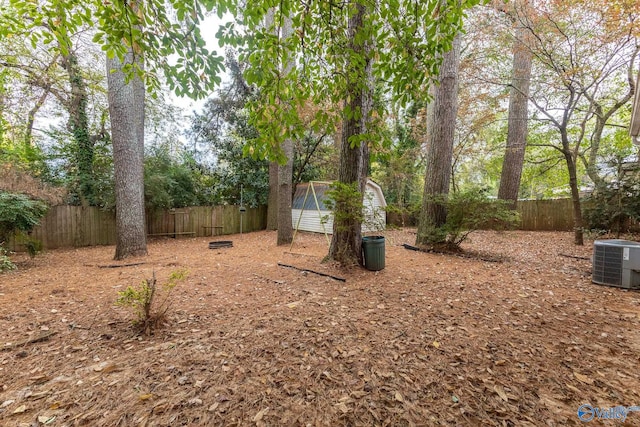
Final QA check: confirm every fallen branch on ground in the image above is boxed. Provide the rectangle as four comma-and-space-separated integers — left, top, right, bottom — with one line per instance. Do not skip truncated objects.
559, 253, 590, 261
2, 330, 57, 351
97, 262, 146, 269
402, 243, 423, 252
277, 262, 346, 282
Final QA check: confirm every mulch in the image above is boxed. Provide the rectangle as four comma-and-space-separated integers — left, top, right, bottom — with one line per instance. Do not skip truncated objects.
0, 229, 639, 426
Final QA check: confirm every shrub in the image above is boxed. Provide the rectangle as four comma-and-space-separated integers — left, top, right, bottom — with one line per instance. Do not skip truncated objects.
0, 246, 16, 272
0, 192, 48, 268
115, 269, 188, 334
0, 192, 48, 243
24, 237, 43, 259
419, 188, 520, 250
583, 169, 640, 236
445, 189, 520, 247
323, 182, 365, 232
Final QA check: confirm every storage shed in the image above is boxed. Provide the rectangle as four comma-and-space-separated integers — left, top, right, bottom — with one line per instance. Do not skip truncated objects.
291, 180, 387, 234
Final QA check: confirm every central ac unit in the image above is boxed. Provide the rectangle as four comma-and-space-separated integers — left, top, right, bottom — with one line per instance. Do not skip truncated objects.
592, 239, 640, 289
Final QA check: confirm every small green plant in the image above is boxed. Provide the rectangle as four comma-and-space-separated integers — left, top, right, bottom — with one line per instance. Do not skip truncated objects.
24, 237, 42, 259
0, 192, 48, 264
0, 245, 16, 272
116, 269, 188, 334
323, 181, 365, 232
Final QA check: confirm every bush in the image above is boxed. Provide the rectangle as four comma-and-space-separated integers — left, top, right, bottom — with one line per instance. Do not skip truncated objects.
323, 182, 365, 232
116, 269, 188, 334
24, 237, 43, 258
0, 191, 48, 245
583, 170, 640, 235
0, 246, 16, 272
419, 188, 520, 250
385, 202, 421, 227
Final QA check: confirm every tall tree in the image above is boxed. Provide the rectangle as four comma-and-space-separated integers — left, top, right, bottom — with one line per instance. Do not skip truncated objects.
328, 1, 374, 265
276, 14, 294, 246
416, 33, 462, 247
497, 0, 533, 208
264, 8, 279, 232
521, 0, 639, 245
0, 36, 104, 191
231, 0, 480, 264
107, 49, 147, 259
61, 51, 98, 206
3, 0, 226, 258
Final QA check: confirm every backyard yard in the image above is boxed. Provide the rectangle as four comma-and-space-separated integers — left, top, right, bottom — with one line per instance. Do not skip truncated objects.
0, 229, 639, 426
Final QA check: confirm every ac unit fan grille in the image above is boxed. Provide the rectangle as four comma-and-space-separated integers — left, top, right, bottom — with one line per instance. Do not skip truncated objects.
592, 245, 623, 286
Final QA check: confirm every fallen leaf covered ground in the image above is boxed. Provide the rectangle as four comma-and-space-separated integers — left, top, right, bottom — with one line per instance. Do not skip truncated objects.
1, 229, 639, 426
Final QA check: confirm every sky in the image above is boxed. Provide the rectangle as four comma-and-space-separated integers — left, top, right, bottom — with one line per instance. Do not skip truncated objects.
171, 14, 231, 115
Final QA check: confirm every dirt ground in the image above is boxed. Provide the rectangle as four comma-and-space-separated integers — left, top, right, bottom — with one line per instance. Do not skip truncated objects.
1, 229, 639, 426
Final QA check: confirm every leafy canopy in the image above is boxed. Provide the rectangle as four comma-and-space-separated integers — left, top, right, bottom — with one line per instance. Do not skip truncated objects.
1, 0, 226, 98
216, 0, 485, 162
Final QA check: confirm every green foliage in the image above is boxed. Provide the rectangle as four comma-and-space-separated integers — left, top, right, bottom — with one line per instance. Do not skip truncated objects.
0, 137, 51, 181
420, 188, 520, 249
0, 192, 48, 243
191, 82, 269, 208
293, 133, 338, 184
224, 0, 485, 161
0, 245, 16, 272
324, 182, 365, 232
24, 237, 42, 259
519, 126, 574, 199
44, 126, 115, 208
583, 166, 640, 235
144, 145, 211, 209
371, 106, 423, 218
3, 0, 225, 99
115, 269, 188, 334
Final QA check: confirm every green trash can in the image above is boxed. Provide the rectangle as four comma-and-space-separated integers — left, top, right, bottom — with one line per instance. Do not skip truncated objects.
362, 236, 385, 271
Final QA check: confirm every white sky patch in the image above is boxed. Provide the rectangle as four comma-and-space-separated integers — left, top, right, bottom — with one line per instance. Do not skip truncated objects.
170, 13, 232, 115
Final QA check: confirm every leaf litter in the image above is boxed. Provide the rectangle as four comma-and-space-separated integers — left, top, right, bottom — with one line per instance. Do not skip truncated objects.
0, 229, 639, 426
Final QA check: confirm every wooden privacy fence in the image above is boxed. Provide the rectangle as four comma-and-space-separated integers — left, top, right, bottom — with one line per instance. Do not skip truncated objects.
517, 198, 574, 231
386, 198, 575, 231
8, 205, 267, 251
9, 199, 575, 251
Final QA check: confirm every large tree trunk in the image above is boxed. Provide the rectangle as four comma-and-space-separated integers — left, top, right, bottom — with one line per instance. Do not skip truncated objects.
266, 161, 279, 230
276, 16, 294, 246
561, 131, 584, 245
416, 33, 461, 247
107, 50, 147, 259
277, 141, 293, 245
328, 1, 373, 266
264, 8, 279, 232
498, 20, 532, 209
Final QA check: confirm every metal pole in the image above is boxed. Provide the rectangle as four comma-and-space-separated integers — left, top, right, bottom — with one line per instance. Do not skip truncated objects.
240, 185, 243, 234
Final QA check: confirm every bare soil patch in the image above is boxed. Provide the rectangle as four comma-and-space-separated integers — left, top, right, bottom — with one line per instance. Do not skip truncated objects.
1, 229, 639, 426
